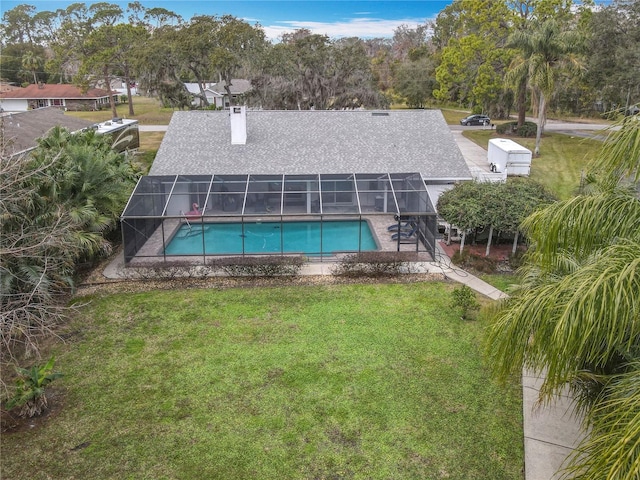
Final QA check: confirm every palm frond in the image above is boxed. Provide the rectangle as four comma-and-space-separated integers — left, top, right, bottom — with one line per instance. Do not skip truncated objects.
523, 191, 640, 266
562, 364, 640, 480
487, 241, 640, 401
592, 116, 640, 184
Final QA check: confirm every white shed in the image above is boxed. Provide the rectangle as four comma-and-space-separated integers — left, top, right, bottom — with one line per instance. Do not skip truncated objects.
488, 138, 532, 176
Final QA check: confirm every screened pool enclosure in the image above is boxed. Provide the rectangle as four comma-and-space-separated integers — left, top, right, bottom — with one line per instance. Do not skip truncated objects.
121, 173, 439, 263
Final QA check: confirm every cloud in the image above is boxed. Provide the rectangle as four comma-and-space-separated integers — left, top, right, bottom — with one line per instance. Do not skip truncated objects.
262, 17, 429, 41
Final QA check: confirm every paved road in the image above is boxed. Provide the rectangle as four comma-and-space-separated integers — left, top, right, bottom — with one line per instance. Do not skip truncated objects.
138, 124, 168, 132
450, 117, 613, 141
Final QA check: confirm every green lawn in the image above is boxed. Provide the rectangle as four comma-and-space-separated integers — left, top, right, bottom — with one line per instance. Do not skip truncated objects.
1, 282, 523, 480
66, 95, 174, 125
476, 274, 521, 295
440, 108, 471, 125
463, 130, 601, 199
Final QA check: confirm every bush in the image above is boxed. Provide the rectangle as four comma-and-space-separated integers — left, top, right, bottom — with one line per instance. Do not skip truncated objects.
5, 357, 63, 418
450, 250, 498, 273
450, 285, 480, 320
122, 261, 212, 279
331, 251, 419, 277
508, 250, 526, 269
495, 121, 538, 138
209, 256, 306, 277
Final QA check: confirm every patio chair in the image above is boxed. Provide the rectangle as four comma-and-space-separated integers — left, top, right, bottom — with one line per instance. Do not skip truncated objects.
391, 224, 418, 240
387, 219, 415, 231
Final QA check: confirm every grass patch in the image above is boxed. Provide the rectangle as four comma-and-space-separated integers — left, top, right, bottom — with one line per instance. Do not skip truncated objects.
66, 96, 175, 125
440, 108, 469, 125
1, 283, 523, 480
477, 274, 520, 294
133, 131, 164, 172
463, 130, 600, 199
139, 131, 164, 151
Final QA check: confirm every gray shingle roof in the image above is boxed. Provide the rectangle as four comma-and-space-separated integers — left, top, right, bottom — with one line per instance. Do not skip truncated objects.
1, 107, 93, 155
149, 109, 471, 179
208, 79, 252, 95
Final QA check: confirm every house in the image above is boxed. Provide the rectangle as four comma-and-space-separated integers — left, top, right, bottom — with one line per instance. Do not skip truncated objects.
184, 79, 252, 108
121, 108, 472, 263
0, 83, 119, 113
184, 82, 216, 107
0, 107, 139, 156
208, 79, 252, 108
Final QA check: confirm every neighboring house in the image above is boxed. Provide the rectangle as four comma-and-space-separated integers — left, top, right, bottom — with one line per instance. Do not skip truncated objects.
1, 107, 93, 155
184, 82, 216, 107
96, 78, 138, 97
184, 79, 252, 108
0, 107, 139, 156
207, 79, 252, 108
0, 83, 118, 113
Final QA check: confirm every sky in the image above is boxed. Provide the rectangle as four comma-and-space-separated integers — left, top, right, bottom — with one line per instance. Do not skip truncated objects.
1, 1, 454, 40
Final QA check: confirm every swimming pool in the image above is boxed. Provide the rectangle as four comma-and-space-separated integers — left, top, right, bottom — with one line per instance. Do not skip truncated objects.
164, 220, 378, 256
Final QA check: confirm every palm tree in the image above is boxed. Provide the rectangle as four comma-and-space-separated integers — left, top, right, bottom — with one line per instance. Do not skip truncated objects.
21, 51, 42, 84
32, 127, 139, 241
3, 126, 140, 302
486, 116, 640, 479
507, 20, 583, 155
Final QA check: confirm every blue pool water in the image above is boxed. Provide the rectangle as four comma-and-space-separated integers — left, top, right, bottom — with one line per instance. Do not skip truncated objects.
164, 220, 378, 255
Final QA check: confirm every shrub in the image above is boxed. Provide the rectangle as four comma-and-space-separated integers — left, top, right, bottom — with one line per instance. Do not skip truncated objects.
517, 121, 538, 137
451, 250, 497, 273
508, 250, 526, 269
495, 122, 512, 135
122, 261, 212, 279
331, 251, 419, 277
6, 357, 63, 418
209, 256, 306, 277
450, 285, 480, 320
450, 249, 470, 266
496, 121, 538, 138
